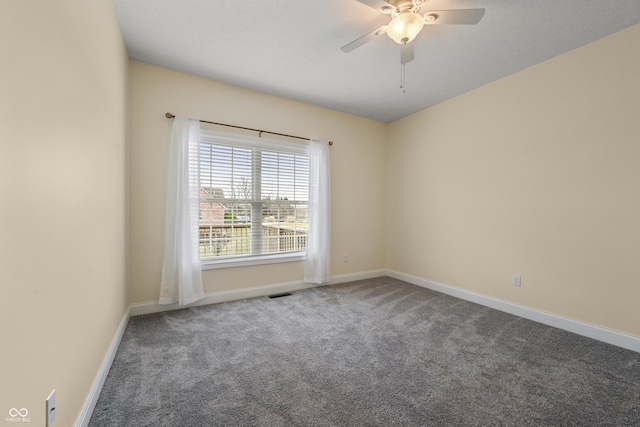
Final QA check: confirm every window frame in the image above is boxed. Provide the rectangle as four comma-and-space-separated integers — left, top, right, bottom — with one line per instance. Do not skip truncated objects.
198, 129, 309, 269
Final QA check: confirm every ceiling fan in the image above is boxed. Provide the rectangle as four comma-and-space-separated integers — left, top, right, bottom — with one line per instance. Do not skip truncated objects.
341, 0, 485, 67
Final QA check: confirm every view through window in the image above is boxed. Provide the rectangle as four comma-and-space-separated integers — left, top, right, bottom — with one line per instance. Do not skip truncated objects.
198, 132, 309, 262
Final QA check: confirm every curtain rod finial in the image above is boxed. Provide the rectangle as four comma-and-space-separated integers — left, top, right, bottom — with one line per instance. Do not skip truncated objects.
165, 112, 175, 119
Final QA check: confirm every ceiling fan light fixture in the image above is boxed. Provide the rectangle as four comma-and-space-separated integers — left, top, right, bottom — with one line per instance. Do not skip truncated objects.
387, 12, 425, 44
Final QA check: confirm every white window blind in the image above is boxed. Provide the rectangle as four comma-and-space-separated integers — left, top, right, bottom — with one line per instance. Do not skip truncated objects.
198, 130, 309, 264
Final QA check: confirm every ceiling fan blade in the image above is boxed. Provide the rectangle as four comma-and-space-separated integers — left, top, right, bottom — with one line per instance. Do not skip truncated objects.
341, 25, 388, 53
354, 0, 394, 13
423, 9, 486, 25
400, 43, 414, 65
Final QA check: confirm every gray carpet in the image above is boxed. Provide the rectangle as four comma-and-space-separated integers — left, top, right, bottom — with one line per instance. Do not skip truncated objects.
89, 277, 640, 426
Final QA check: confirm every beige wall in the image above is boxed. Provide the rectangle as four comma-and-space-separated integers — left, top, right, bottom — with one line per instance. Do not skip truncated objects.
0, 1, 128, 426
128, 61, 388, 303
387, 24, 640, 337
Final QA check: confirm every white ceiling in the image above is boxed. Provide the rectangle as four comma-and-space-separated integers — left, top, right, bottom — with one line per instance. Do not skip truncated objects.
114, 0, 640, 123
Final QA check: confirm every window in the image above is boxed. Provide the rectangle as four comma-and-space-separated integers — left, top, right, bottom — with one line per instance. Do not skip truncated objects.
198, 130, 310, 267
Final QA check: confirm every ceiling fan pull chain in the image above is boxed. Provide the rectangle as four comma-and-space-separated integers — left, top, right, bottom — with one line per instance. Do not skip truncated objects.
400, 63, 406, 93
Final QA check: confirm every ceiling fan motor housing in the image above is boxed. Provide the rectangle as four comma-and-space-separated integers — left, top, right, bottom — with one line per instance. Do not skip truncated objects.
392, 1, 422, 16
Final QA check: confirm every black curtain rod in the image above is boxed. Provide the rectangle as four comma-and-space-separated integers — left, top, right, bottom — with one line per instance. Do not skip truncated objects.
165, 113, 333, 146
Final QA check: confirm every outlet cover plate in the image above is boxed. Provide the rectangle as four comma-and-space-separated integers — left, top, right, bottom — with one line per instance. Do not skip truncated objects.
46, 389, 56, 427
512, 274, 521, 287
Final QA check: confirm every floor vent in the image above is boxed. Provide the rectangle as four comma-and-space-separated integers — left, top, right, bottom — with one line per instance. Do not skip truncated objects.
268, 292, 293, 299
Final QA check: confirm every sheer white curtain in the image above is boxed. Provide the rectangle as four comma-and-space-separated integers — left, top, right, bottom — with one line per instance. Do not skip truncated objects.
304, 139, 331, 284
160, 117, 205, 305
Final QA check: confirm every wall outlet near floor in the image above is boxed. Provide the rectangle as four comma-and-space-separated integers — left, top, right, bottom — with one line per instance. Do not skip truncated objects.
46, 389, 56, 427
512, 274, 522, 287
343, 254, 349, 263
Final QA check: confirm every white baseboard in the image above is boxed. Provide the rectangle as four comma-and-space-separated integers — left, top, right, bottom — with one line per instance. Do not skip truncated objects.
130, 269, 387, 317
386, 269, 640, 354
75, 307, 131, 427
328, 269, 387, 285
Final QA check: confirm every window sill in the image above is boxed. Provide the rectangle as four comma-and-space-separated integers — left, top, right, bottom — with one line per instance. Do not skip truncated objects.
201, 252, 306, 270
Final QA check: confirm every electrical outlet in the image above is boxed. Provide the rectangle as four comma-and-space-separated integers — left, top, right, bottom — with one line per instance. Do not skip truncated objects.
512, 274, 521, 287
46, 389, 56, 427
343, 254, 349, 263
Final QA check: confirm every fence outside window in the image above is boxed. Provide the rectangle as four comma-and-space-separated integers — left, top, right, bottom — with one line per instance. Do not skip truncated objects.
199, 222, 307, 258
